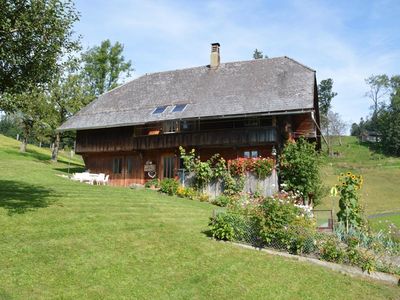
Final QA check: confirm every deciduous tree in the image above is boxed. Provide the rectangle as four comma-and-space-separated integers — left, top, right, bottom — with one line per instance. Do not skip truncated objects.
364, 74, 390, 128
49, 60, 90, 161
318, 78, 337, 154
2, 88, 53, 152
81, 39, 133, 97
0, 0, 80, 96
252, 48, 268, 59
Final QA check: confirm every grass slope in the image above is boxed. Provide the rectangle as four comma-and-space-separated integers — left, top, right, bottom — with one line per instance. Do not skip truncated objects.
0, 135, 399, 299
320, 136, 400, 216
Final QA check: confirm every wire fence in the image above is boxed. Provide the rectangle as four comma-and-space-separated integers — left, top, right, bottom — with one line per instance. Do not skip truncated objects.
210, 209, 400, 274
212, 209, 326, 252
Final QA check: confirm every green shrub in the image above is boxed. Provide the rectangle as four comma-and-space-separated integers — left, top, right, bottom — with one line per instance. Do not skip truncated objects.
175, 186, 197, 200
348, 247, 376, 274
286, 218, 317, 254
223, 173, 245, 196
318, 237, 345, 263
212, 195, 232, 207
159, 178, 179, 196
197, 193, 210, 202
255, 197, 300, 245
252, 157, 274, 179
279, 137, 325, 206
145, 179, 160, 188
209, 212, 244, 241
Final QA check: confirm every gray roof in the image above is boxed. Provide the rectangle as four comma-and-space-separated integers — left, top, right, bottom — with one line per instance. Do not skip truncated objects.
59, 56, 316, 131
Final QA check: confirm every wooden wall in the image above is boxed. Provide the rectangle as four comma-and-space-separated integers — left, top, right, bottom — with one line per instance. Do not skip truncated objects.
81, 145, 274, 186
76, 126, 277, 153
75, 113, 317, 186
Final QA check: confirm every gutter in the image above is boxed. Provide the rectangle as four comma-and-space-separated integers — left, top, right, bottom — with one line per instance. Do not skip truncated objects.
57, 108, 315, 132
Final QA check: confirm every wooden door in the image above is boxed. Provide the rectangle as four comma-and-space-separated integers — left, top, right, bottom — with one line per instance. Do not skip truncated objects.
162, 155, 176, 179
124, 154, 143, 185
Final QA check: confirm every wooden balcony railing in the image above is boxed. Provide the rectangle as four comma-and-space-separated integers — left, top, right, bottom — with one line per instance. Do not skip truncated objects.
76, 126, 277, 153
132, 126, 277, 150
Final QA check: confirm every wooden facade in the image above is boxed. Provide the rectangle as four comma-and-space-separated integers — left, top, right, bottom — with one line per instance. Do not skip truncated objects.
76, 113, 317, 186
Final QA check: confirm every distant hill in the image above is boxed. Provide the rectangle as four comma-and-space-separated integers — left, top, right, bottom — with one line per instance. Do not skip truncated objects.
319, 136, 400, 216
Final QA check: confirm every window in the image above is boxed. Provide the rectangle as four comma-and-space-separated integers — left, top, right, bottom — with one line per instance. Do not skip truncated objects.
244, 118, 260, 127
152, 106, 168, 114
163, 121, 180, 133
172, 104, 187, 112
181, 120, 198, 132
113, 158, 122, 174
163, 156, 175, 178
243, 150, 259, 158
127, 157, 133, 174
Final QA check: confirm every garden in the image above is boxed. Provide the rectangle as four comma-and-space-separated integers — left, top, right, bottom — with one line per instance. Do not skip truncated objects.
1, 134, 399, 298
153, 138, 400, 277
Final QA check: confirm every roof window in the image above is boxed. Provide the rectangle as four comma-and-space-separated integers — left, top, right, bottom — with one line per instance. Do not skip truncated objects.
172, 104, 187, 113
152, 106, 168, 114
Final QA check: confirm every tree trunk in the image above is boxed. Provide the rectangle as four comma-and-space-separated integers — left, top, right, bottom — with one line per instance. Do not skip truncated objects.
19, 123, 31, 153
51, 132, 60, 162
325, 126, 332, 156
20, 136, 28, 152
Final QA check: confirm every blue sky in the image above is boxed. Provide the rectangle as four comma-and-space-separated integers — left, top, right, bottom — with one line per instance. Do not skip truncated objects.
74, 0, 400, 125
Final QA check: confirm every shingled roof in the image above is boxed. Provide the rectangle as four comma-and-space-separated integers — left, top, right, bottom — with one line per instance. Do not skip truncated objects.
59, 56, 317, 131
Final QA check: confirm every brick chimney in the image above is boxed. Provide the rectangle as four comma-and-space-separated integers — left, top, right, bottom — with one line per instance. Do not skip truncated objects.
210, 43, 220, 68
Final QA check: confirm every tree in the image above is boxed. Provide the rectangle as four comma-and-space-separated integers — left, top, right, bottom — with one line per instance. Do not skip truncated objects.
2, 87, 53, 152
0, 0, 80, 96
327, 111, 347, 145
364, 74, 390, 129
279, 137, 325, 206
252, 48, 268, 59
350, 123, 360, 137
0, 114, 22, 139
377, 75, 400, 156
81, 39, 133, 97
318, 78, 337, 154
49, 60, 90, 161
318, 79, 337, 117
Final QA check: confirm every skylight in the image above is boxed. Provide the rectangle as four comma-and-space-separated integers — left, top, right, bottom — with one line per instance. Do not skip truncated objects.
152, 106, 168, 114
172, 104, 187, 113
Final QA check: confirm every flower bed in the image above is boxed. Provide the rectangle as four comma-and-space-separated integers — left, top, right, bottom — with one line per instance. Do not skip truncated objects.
208, 180, 400, 276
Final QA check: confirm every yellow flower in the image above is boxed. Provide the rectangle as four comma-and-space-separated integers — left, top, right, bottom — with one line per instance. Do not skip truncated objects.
347, 172, 352, 176
340, 173, 344, 177
351, 175, 356, 179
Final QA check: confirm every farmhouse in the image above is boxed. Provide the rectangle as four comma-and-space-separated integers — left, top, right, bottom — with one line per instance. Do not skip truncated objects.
59, 43, 321, 186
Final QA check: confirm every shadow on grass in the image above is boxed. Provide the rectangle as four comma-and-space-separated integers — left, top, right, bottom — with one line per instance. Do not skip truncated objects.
202, 229, 213, 238
2, 148, 83, 166
54, 166, 85, 174
359, 140, 387, 156
0, 180, 59, 215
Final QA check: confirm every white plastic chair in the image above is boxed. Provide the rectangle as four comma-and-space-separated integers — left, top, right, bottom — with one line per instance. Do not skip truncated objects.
103, 175, 109, 185
96, 173, 105, 185
97, 174, 109, 185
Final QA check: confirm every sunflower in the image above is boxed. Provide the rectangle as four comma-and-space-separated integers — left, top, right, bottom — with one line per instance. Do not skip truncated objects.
347, 172, 352, 176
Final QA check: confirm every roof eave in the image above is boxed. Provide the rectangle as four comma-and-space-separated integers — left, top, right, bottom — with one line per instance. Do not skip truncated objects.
57, 108, 316, 132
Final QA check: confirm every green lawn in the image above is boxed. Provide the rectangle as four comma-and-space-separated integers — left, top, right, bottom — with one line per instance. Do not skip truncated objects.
0, 134, 399, 299
369, 214, 400, 232
319, 136, 400, 217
